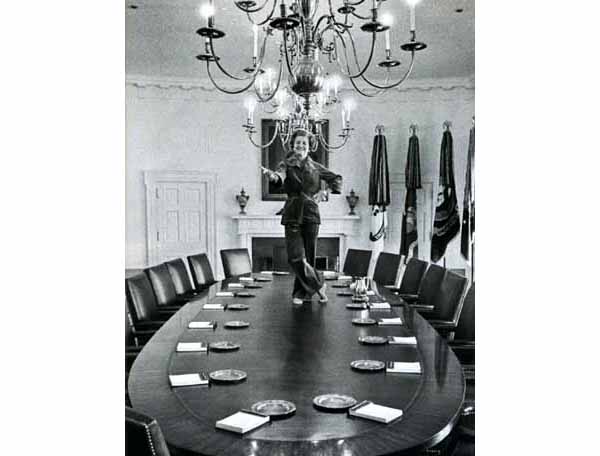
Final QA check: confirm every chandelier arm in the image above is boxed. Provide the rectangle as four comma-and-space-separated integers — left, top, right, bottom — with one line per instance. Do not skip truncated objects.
206, 61, 260, 94
347, 68, 390, 97
346, 0, 366, 5
208, 32, 269, 81
350, 10, 371, 20
312, 15, 332, 42
357, 51, 415, 89
332, 27, 376, 78
318, 131, 350, 151
248, 122, 281, 149
245, 0, 278, 26
234, 0, 273, 14
254, 58, 284, 103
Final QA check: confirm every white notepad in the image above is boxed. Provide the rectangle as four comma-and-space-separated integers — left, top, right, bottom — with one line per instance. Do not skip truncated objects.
260, 271, 274, 275
388, 336, 417, 345
203, 303, 225, 310
188, 321, 215, 329
323, 271, 337, 278
169, 373, 208, 387
378, 317, 403, 326
366, 290, 376, 296
349, 402, 403, 424
176, 342, 207, 352
370, 302, 391, 310
215, 411, 270, 434
239, 277, 254, 282
338, 275, 353, 280
228, 283, 244, 288
386, 362, 422, 374
216, 292, 234, 297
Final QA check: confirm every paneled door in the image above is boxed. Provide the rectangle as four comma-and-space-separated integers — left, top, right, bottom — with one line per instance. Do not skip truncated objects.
145, 171, 216, 268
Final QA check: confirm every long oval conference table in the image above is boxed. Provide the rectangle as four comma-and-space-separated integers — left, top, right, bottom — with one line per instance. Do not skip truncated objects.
128, 274, 465, 456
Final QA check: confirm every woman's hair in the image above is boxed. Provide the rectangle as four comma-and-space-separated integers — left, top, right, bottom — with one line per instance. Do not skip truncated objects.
289, 129, 312, 150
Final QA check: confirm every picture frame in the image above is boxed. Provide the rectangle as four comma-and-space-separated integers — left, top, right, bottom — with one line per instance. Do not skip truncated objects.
261, 119, 329, 201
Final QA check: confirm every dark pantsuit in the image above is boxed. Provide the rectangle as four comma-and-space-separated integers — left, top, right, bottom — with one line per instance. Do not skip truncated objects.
285, 223, 322, 298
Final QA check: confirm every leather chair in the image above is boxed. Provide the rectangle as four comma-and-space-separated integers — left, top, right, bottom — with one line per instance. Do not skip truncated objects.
342, 248, 372, 278
423, 271, 468, 332
406, 263, 446, 311
144, 264, 188, 307
125, 273, 179, 330
372, 252, 401, 285
220, 248, 252, 278
392, 258, 429, 301
126, 407, 171, 456
449, 283, 475, 366
165, 258, 201, 300
187, 253, 217, 290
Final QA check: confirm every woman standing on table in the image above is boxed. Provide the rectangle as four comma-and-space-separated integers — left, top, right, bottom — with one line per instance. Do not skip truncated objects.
262, 129, 343, 305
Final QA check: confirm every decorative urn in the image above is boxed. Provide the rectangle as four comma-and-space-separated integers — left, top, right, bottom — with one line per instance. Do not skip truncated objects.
236, 188, 250, 215
346, 189, 359, 215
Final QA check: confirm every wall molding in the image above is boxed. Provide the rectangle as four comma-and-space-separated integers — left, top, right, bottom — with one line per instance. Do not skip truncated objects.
126, 74, 475, 93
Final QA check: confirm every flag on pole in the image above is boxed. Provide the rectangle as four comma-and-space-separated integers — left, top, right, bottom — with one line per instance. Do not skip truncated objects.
431, 127, 460, 263
400, 130, 422, 263
461, 124, 475, 262
368, 127, 390, 243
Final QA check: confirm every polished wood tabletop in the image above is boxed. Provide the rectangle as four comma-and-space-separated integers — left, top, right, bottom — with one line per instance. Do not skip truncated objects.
128, 275, 465, 456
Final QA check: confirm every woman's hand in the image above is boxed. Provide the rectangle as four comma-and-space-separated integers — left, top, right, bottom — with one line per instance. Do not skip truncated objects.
261, 166, 280, 183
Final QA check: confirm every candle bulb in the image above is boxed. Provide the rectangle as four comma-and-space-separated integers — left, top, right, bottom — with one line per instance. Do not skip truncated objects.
342, 109, 346, 127
253, 25, 258, 59
409, 3, 416, 32
385, 29, 390, 51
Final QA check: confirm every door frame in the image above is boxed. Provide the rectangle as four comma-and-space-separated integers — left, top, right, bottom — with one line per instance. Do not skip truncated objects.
144, 170, 217, 269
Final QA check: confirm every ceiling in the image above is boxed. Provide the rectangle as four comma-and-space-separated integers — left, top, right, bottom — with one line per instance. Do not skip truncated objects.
125, 0, 474, 81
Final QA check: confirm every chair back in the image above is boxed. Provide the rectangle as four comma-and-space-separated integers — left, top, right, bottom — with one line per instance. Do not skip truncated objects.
417, 264, 446, 306
454, 283, 475, 342
430, 271, 468, 321
145, 264, 178, 306
126, 407, 171, 456
165, 258, 194, 296
125, 273, 161, 324
342, 249, 372, 278
398, 258, 429, 294
372, 252, 401, 285
220, 248, 252, 278
187, 253, 216, 289
125, 300, 136, 347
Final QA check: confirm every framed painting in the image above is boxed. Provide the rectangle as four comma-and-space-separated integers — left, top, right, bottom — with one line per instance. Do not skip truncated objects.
261, 119, 329, 201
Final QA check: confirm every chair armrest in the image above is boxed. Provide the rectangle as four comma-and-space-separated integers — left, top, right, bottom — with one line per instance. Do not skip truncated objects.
134, 320, 167, 330
429, 320, 457, 330
126, 345, 142, 353
410, 304, 434, 312
131, 329, 156, 345
156, 305, 183, 312
398, 293, 419, 300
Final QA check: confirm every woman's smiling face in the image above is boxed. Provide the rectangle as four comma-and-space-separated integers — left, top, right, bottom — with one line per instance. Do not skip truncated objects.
293, 134, 310, 158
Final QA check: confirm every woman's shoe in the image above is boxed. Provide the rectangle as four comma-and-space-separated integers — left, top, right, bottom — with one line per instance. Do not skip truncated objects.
317, 283, 328, 303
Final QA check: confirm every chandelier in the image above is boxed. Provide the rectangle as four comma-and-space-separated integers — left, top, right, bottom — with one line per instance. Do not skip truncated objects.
196, 0, 426, 151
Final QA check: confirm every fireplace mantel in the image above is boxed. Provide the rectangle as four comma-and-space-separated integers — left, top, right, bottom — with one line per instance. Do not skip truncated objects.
231, 215, 360, 263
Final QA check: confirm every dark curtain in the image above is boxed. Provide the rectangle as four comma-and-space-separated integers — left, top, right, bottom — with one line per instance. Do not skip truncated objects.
461, 126, 475, 262
431, 130, 460, 263
368, 133, 390, 242
400, 134, 422, 261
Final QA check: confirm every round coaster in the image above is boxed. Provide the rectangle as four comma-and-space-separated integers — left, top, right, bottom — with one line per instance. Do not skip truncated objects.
209, 369, 247, 383
351, 318, 376, 326
209, 341, 240, 352
254, 277, 272, 282
228, 303, 249, 311
350, 359, 385, 372
235, 292, 255, 298
250, 400, 296, 419
358, 335, 389, 345
224, 320, 250, 329
346, 303, 367, 310
313, 394, 357, 411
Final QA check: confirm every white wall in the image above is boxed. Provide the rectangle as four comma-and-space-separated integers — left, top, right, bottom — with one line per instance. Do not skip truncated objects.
126, 76, 474, 276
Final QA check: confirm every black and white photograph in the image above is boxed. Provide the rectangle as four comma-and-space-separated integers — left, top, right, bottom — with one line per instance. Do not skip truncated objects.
6, 1, 600, 456
125, 1, 474, 455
